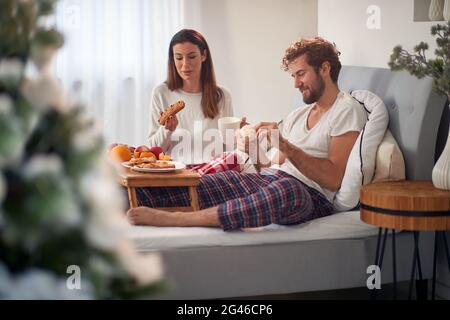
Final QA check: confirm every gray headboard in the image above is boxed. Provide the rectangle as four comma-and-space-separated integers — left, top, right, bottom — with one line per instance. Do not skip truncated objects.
336, 66, 447, 180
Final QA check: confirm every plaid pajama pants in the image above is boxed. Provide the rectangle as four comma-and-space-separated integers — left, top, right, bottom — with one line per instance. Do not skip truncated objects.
135, 169, 334, 231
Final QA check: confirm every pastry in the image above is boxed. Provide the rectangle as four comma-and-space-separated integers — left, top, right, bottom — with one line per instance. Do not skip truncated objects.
128, 157, 157, 165
159, 100, 185, 125
137, 161, 175, 169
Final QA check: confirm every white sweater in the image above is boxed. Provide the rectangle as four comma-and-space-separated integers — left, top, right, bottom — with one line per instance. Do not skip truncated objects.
148, 83, 234, 163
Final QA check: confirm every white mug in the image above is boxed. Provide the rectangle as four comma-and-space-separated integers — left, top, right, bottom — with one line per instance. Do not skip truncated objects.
218, 116, 241, 146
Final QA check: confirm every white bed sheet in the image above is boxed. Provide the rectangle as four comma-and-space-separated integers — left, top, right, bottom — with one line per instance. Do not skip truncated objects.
127, 210, 379, 252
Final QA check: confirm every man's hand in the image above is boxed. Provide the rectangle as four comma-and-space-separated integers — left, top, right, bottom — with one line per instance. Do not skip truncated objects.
236, 125, 271, 167
253, 121, 288, 151
161, 112, 178, 131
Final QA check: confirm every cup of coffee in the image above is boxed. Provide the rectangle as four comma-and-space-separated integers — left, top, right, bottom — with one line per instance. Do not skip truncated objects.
218, 116, 241, 146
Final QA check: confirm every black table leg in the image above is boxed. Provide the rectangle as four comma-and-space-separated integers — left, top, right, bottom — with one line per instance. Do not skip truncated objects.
432, 231, 438, 300
432, 231, 450, 300
379, 228, 388, 269
371, 228, 382, 300
371, 228, 398, 300
415, 232, 423, 281
443, 232, 450, 274
371, 228, 387, 300
408, 232, 427, 300
415, 232, 428, 300
374, 228, 382, 267
392, 229, 397, 300
408, 232, 419, 300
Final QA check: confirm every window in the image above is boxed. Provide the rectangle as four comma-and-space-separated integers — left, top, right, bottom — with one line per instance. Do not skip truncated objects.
53, 0, 183, 146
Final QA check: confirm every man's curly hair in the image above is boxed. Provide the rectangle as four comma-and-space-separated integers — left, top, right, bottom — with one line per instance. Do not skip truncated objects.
281, 37, 342, 83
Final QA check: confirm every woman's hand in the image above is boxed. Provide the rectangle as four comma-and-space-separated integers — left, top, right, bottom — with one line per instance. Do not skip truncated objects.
240, 117, 249, 129
161, 112, 178, 131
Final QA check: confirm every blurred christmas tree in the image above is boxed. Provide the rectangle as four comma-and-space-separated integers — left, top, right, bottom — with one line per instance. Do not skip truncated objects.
0, 0, 164, 299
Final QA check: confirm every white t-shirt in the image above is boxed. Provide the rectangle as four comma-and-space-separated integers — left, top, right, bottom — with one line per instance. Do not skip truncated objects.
148, 83, 233, 163
271, 91, 367, 202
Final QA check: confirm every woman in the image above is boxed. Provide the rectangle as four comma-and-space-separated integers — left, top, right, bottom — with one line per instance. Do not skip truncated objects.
148, 29, 243, 164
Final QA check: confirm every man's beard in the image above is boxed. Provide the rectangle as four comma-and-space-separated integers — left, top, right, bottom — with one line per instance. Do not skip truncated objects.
302, 74, 325, 104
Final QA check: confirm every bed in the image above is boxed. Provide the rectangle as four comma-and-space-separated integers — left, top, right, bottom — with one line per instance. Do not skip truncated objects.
125, 65, 449, 299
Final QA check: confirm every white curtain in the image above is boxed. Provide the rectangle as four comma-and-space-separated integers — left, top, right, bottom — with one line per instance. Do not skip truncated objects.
53, 0, 184, 147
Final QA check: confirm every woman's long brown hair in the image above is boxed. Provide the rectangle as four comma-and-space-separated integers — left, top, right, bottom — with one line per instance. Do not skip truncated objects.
166, 29, 223, 119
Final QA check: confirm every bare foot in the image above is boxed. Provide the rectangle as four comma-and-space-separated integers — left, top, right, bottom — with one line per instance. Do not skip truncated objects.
127, 206, 178, 226
126, 206, 221, 228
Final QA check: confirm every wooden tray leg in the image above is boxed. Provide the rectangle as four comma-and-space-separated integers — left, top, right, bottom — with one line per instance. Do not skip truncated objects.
188, 186, 199, 211
127, 187, 138, 208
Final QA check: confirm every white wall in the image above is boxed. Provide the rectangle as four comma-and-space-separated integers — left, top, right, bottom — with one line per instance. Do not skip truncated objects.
318, 0, 439, 68
182, 0, 317, 123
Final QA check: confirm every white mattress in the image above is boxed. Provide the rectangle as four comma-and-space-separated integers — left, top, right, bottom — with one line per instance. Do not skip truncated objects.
127, 210, 380, 252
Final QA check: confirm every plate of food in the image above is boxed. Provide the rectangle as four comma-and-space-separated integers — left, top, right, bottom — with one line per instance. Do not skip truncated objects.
122, 157, 186, 173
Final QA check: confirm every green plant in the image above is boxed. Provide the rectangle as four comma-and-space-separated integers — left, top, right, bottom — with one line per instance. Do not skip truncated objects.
389, 21, 450, 100
0, 0, 164, 299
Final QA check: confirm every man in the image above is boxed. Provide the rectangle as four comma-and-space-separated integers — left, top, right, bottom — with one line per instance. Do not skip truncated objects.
127, 37, 367, 230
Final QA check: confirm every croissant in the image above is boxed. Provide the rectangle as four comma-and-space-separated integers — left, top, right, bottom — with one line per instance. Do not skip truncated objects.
138, 161, 175, 169
159, 100, 185, 125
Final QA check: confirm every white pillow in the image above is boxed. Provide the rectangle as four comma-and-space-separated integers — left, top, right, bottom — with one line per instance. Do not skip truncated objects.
333, 90, 389, 212
372, 129, 406, 182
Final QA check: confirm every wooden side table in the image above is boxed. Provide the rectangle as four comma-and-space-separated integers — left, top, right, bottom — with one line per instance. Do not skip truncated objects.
119, 168, 201, 211
360, 181, 450, 300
